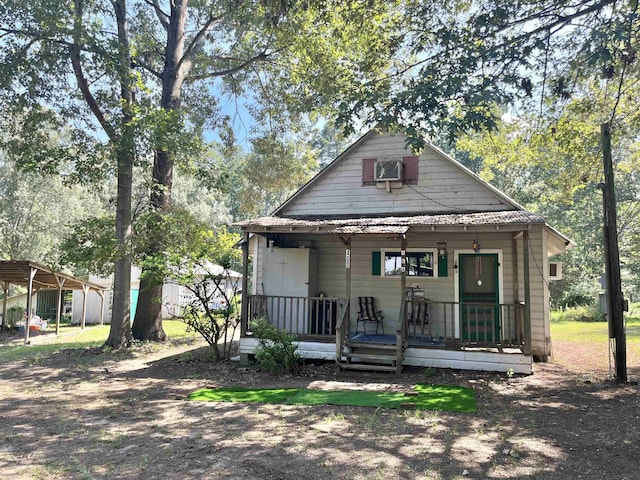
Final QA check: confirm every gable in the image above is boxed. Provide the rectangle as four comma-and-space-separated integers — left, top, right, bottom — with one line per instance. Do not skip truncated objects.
277, 131, 518, 218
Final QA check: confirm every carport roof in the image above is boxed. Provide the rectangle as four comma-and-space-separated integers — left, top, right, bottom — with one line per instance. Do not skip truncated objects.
0, 260, 106, 292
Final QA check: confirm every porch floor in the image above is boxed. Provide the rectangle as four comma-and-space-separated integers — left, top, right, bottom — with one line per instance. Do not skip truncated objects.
350, 333, 446, 348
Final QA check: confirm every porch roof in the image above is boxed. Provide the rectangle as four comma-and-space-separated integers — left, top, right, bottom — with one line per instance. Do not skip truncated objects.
235, 209, 547, 233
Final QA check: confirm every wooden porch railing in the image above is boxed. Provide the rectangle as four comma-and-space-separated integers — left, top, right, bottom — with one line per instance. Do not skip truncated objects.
246, 295, 528, 351
403, 299, 527, 348
246, 294, 348, 338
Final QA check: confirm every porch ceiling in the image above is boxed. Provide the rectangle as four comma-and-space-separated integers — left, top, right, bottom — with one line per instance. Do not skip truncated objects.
234, 210, 546, 234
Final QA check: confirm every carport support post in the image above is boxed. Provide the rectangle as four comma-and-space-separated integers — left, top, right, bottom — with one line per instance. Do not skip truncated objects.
55, 276, 66, 336
24, 267, 37, 345
2, 282, 7, 329
81, 284, 90, 330
97, 290, 105, 325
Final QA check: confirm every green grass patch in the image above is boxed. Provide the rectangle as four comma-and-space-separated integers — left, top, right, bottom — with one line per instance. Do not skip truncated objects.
550, 318, 640, 343
188, 384, 476, 413
0, 320, 198, 363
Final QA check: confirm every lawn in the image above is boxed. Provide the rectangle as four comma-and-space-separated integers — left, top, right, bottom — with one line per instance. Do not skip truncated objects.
0, 319, 199, 363
550, 316, 640, 374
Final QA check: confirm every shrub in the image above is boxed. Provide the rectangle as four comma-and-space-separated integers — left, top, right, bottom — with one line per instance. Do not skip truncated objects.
551, 305, 604, 323
251, 319, 300, 373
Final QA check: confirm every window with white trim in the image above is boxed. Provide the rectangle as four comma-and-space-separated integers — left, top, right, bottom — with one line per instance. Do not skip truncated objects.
381, 248, 438, 277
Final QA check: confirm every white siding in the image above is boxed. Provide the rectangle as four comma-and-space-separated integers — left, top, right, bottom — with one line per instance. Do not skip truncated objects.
527, 226, 550, 359
256, 232, 524, 336
252, 227, 549, 359
281, 132, 513, 216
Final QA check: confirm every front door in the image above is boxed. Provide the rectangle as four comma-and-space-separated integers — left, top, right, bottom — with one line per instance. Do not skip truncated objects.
459, 254, 500, 341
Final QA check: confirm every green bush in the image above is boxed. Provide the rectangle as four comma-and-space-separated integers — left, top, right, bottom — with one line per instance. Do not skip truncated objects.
251, 318, 300, 373
551, 305, 604, 323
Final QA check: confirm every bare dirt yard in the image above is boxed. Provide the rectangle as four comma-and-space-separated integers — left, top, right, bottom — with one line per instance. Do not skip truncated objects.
1, 333, 638, 480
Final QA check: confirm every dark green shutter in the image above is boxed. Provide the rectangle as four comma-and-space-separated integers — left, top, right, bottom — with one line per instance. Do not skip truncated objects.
372, 251, 381, 276
438, 254, 448, 277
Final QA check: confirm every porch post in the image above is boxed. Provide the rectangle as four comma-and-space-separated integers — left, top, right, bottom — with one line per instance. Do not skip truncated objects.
523, 229, 532, 355
336, 236, 351, 361
512, 234, 519, 302
396, 235, 407, 373
240, 231, 250, 337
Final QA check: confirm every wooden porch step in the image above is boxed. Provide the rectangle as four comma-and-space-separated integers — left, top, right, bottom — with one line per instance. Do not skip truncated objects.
347, 341, 397, 350
343, 352, 396, 364
339, 362, 398, 372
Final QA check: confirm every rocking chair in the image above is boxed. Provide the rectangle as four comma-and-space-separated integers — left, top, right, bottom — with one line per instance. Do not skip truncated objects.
356, 297, 384, 335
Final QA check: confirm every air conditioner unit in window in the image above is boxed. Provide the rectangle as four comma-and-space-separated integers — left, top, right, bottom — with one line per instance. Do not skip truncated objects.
375, 158, 403, 182
549, 261, 562, 281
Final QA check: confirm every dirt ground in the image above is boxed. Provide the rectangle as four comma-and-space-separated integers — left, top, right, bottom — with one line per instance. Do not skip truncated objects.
0, 333, 639, 480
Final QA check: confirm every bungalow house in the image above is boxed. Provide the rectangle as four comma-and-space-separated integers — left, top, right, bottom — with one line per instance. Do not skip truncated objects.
235, 130, 571, 374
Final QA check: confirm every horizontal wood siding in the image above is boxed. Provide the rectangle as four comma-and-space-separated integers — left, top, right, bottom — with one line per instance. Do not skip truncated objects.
281, 133, 513, 216
526, 226, 549, 358
251, 229, 548, 355
348, 233, 517, 334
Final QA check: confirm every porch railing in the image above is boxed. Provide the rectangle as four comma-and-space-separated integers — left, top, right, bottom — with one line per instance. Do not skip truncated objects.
246, 294, 348, 338
402, 299, 526, 348
246, 295, 527, 351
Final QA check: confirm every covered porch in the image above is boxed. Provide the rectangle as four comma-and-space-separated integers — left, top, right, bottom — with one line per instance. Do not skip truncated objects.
236, 211, 563, 374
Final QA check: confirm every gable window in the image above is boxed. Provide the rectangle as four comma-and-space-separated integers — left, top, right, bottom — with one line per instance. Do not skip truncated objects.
381, 249, 437, 277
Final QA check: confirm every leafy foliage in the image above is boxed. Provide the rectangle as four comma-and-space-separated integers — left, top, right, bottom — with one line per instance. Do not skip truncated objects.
335, 1, 640, 148
250, 319, 301, 373
454, 72, 640, 305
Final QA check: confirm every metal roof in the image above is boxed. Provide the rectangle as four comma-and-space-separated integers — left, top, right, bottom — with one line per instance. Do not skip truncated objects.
0, 261, 107, 291
235, 210, 547, 230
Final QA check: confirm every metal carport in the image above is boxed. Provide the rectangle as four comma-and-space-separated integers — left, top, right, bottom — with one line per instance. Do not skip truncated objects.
0, 260, 107, 344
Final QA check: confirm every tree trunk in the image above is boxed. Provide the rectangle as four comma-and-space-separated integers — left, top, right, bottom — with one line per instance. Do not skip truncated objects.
106, 146, 133, 347
132, 0, 189, 341
105, 0, 134, 348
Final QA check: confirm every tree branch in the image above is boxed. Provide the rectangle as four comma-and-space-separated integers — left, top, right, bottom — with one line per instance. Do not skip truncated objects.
184, 51, 270, 82
141, 0, 169, 31
176, 13, 224, 73
70, 0, 117, 142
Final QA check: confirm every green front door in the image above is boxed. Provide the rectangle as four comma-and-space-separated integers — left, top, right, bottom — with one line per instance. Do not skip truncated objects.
459, 254, 500, 341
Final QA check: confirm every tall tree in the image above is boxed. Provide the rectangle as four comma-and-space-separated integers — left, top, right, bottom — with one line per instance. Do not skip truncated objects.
128, 0, 405, 340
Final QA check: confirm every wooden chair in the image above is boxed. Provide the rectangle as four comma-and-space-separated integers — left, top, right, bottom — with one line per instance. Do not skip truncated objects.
356, 297, 384, 335
406, 289, 429, 337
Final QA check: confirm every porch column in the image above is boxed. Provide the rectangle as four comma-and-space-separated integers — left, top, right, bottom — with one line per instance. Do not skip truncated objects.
336, 236, 352, 361
24, 267, 37, 345
396, 235, 408, 374
55, 276, 66, 336
240, 231, 250, 337
2, 282, 7, 329
399, 235, 407, 322
523, 229, 532, 355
